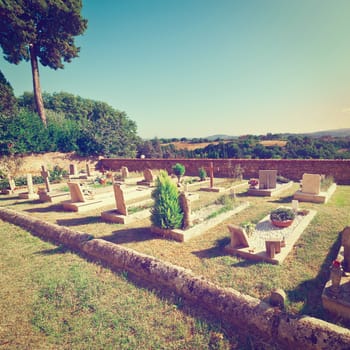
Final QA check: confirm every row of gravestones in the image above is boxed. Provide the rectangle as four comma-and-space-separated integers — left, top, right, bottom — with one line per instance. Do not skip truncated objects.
252, 170, 324, 195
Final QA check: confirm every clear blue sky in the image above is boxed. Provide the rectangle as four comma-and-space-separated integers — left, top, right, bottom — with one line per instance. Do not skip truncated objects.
1, 0, 350, 139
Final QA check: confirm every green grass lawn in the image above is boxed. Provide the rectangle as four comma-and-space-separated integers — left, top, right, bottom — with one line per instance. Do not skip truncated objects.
0, 221, 243, 349
1, 181, 350, 348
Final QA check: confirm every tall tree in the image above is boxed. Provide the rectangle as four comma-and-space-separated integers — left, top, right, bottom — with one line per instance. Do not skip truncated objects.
0, 0, 87, 125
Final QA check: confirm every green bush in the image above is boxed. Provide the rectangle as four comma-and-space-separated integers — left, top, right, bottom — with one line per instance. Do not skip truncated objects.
198, 167, 207, 181
151, 170, 183, 229
172, 163, 185, 182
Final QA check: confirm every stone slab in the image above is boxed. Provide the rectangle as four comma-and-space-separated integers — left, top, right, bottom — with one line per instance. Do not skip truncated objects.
248, 181, 293, 197
150, 202, 249, 242
18, 192, 39, 200
101, 208, 151, 224
38, 190, 70, 203
294, 183, 337, 204
199, 187, 225, 193
225, 209, 317, 264
62, 192, 115, 212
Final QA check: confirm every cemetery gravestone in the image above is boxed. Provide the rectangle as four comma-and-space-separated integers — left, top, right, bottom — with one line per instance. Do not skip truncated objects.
41, 166, 51, 192
227, 225, 249, 248
342, 226, 350, 272
86, 163, 91, 177
67, 182, 86, 203
179, 192, 191, 229
121, 166, 129, 179
69, 164, 78, 176
144, 168, 154, 183
301, 173, 321, 195
259, 170, 277, 190
7, 175, 16, 192
26, 173, 34, 195
114, 183, 128, 216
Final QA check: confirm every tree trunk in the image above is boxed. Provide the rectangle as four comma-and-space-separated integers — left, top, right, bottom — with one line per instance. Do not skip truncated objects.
29, 46, 47, 126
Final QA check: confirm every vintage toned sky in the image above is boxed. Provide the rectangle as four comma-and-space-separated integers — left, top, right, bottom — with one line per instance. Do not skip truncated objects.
1, 0, 350, 138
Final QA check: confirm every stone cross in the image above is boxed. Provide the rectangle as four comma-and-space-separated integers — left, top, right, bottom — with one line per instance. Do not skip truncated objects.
301, 173, 321, 195
179, 192, 191, 229
26, 173, 34, 195
121, 166, 129, 179
259, 170, 277, 189
67, 182, 86, 203
114, 183, 128, 216
209, 162, 214, 188
342, 226, 350, 272
69, 163, 78, 176
40, 165, 51, 192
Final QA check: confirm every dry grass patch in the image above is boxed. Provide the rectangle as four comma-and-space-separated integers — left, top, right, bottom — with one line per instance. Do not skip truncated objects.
0, 221, 242, 349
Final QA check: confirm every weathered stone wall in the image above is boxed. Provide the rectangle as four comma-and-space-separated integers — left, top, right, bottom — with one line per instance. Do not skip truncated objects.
1, 207, 350, 349
99, 158, 350, 184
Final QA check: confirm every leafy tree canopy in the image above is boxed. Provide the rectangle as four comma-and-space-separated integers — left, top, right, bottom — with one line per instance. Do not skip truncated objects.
0, 0, 87, 69
0, 69, 17, 116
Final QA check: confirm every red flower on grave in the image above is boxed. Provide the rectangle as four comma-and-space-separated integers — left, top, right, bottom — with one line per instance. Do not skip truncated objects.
248, 178, 259, 187
332, 260, 341, 268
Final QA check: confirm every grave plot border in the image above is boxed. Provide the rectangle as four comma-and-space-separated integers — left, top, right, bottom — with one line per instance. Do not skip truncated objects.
225, 209, 317, 264
151, 201, 250, 242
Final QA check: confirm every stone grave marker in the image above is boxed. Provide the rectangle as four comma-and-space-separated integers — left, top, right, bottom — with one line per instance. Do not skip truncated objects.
67, 182, 86, 203
227, 225, 249, 248
86, 163, 91, 177
342, 226, 350, 272
179, 192, 191, 229
301, 173, 321, 195
121, 166, 129, 179
259, 170, 277, 190
7, 175, 16, 192
265, 239, 282, 259
144, 168, 154, 183
114, 183, 128, 216
41, 165, 51, 192
26, 173, 34, 195
69, 163, 78, 176
210, 162, 214, 188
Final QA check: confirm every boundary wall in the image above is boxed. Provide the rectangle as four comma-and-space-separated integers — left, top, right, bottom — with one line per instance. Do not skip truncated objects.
99, 158, 350, 185
1, 207, 350, 349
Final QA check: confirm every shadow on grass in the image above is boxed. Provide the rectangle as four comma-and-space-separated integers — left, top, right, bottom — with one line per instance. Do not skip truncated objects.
287, 232, 342, 320
56, 216, 101, 226
101, 227, 155, 244
268, 195, 295, 204
192, 237, 230, 259
35, 245, 69, 255
25, 204, 64, 213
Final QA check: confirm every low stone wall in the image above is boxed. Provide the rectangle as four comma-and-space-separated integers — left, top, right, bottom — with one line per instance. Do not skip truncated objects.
1, 207, 350, 349
99, 158, 350, 185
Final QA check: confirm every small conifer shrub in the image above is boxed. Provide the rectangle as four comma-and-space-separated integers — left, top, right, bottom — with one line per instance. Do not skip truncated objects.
172, 163, 185, 183
151, 170, 183, 229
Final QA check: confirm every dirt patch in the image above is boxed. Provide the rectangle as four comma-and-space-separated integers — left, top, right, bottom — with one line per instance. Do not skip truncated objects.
13, 152, 100, 176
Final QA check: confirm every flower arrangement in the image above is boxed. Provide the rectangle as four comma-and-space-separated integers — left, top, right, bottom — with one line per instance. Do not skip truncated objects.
270, 208, 295, 228
248, 178, 259, 188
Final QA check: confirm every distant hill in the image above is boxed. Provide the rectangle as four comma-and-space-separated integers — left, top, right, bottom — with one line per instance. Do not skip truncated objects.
205, 134, 238, 141
301, 128, 350, 138
205, 128, 350, 140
